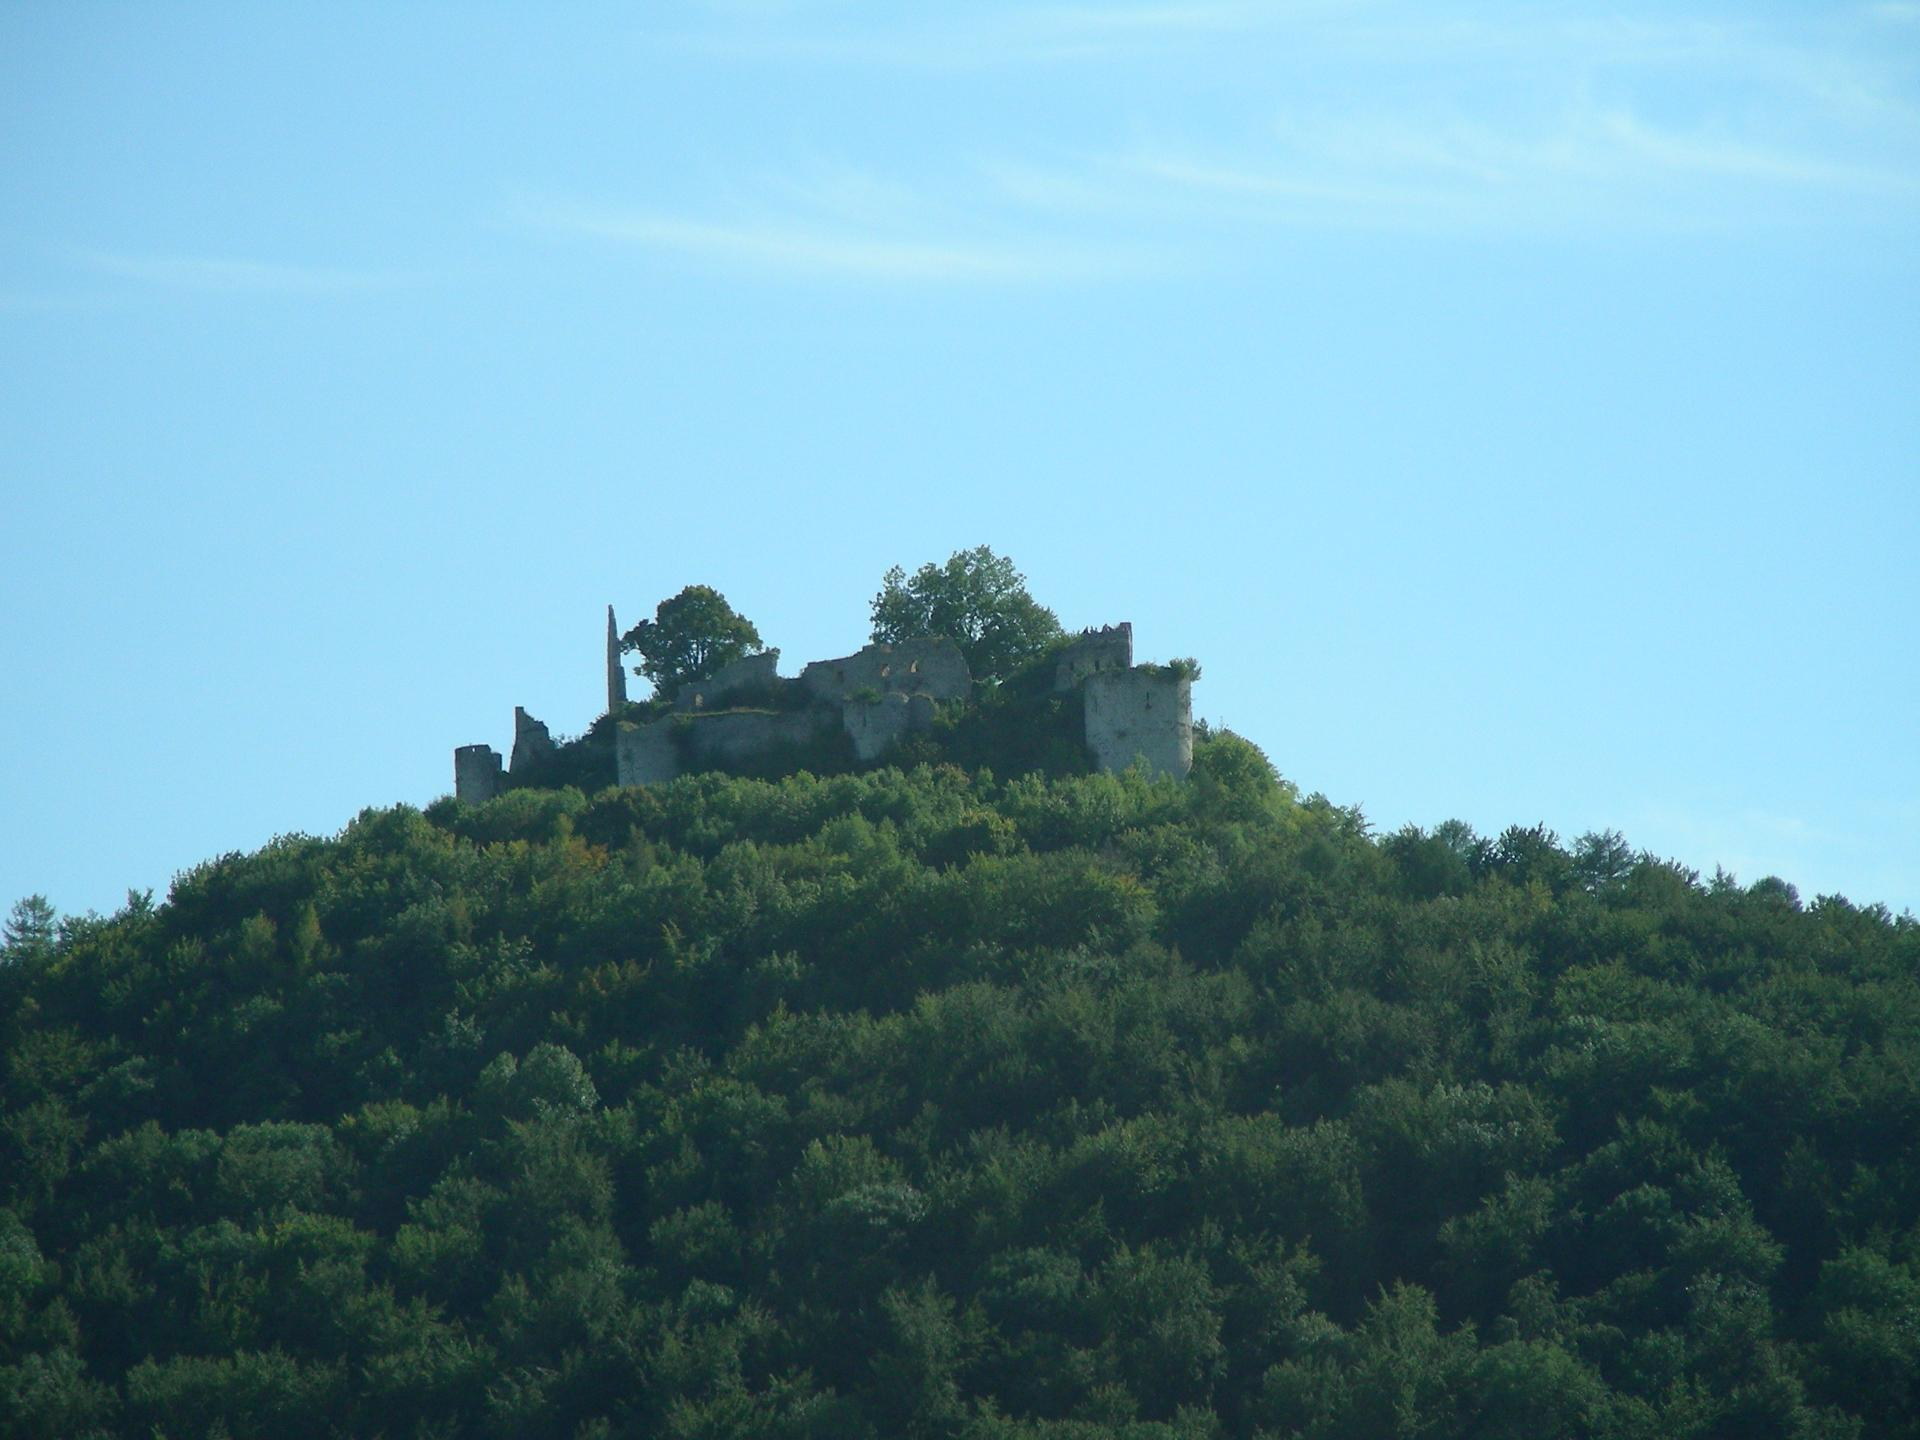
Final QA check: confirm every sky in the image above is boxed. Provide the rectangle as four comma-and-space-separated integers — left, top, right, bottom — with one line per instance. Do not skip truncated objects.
2, 1, 1916, 921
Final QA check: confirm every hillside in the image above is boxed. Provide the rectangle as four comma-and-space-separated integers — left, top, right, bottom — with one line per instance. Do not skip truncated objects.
2, 741, 1916, 1438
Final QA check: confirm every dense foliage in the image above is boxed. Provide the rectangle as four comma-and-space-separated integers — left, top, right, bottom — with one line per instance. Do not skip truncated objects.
871, 547, 1064, 684
2, 744, 1916, 1439
619, 586, 769, 699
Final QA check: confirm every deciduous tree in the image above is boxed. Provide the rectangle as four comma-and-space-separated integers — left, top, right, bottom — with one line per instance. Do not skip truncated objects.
621, 586, 767, 698
870, 546, 1062, 684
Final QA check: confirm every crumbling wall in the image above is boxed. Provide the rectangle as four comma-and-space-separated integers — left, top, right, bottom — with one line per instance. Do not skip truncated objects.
616, 691, 935, 784
1053, 622, 1133, 692
1083, 668, 1192, 780
675, 651, 783, 712
510, 706, 554, 774
606, 606, 628, 711
843, 691, 939, 762
843, 694, 908, 762
477, 612, 1199, 794
683, 709, 829, 764
617, 708, 837, 786
615, 722, 679, 787
454, 744, 503, 804
799, 638, 970, 706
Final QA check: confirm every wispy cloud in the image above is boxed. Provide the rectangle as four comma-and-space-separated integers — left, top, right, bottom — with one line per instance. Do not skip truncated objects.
0, 289, 116, 314
548, 3, 1919, 280
667, 0, 1354, 65
1023, 1, 1302, 34
1075, 97, 1920, 234
519, 193, 1128, 282
664, 1, 1913, 88
81, 252, 408, 295
1020, 0, 1343, 44
1589, 108, 1909, 188
526, 88, 1915, 288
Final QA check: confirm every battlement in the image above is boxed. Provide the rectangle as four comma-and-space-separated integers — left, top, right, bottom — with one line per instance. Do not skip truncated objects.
1052, 622, 1133, 692
454, 610, 1195, 799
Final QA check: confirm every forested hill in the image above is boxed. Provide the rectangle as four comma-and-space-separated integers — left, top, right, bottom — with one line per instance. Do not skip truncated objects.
2, 739, 1916, 1439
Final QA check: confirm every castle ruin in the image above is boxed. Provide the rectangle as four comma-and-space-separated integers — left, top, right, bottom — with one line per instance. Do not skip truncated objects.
453, 611, 1193, 803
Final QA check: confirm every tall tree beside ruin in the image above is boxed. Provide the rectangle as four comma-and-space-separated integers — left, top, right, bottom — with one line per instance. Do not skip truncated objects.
870, 545, 1063, 684
621, 584, 767, 697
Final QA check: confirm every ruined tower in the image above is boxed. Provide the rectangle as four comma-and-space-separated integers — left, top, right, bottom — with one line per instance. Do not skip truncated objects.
1083, 667, 1193, 781
453, 744, 503, 804
606, 605, 628, 712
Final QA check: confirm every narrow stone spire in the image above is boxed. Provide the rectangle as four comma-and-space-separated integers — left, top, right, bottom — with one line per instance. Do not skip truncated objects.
606, 605, 628, 712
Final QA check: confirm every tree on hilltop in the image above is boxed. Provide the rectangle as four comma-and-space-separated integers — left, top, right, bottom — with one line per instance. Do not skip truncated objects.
2, 894, 56, 965
621, 585, 767, 698
870, 546, 1063, 684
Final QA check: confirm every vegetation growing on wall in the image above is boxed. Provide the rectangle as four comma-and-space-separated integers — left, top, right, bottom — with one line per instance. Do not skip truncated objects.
3, 734, 1916, 1438
871, 546, 1064, 685
619, 585, 769, 699
510, 629, 1097, 796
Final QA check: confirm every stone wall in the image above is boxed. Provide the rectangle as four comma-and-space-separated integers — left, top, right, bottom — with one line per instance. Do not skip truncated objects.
840, 691, 936, 762
1053, 623, 1133, 692
675, 650, 782, 712
1083, 668, 1192, 780
614, 722, 680, 788
454, 744, 503, 804
510, 706, 554, 774
798, 638, 970, 706
465, 614, 1201, 796
682, 709, 829, 765
616, 707, 839, 786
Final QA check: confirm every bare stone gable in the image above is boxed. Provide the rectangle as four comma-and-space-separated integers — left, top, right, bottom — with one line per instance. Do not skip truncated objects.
798, 638, 970, 706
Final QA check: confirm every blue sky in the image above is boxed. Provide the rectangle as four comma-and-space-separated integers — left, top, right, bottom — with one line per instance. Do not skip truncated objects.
3, 1, 1916, 919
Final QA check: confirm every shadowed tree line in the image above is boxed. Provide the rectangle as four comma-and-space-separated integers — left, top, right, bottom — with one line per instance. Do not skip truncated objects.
2, 735, 1916, 1438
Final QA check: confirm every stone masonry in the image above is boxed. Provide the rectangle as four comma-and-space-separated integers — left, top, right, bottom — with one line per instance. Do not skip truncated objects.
454, 744, 503, 804
841, 691, 938, 763
1052, 622, 1133, 692
612, 721, 678, 787
675, 651, 782, 712
1083, 668, 1193, 780
615, 639, 962, 788
510, 706, 554, 775
455, 607, 1196, 799
606, 606, 628, 712
798, 638, 970, 706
